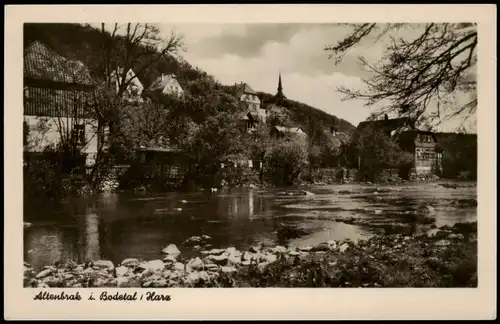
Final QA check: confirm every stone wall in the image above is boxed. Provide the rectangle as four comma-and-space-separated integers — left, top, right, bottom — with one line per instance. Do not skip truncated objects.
310, 168, 358, 184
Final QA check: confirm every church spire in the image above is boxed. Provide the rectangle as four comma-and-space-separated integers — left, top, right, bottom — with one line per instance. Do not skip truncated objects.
275, 70, 286, 103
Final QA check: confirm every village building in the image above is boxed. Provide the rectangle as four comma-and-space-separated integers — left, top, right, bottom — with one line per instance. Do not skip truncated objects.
352, 115, 443, 178
109, 67, 144, 103
235, 82, 267, 132
148, 73, 184, 97
324, 126, 350, 148
23, 41, 106, 169
395, 130, 443, 176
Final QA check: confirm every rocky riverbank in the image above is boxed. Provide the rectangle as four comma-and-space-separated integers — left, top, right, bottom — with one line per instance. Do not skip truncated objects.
24, 222, 477, 288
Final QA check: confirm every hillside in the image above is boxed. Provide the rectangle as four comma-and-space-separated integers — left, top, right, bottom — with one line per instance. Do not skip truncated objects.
23, 23, 355, 136
258, 91, 355, 135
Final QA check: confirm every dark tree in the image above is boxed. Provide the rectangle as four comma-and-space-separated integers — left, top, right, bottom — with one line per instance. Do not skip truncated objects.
325, 23, 477, 129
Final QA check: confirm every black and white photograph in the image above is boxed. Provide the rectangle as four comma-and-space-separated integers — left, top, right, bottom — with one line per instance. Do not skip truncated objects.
4, 3, 497, 320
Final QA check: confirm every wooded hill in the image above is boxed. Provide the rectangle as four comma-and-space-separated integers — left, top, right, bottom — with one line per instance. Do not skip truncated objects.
23, 23, 355, 136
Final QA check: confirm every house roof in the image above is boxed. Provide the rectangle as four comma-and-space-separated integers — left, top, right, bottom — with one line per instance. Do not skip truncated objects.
236, 82, 258, 96
149, 73, 182, 92
324, 131, 350, 147
24, 41, 94, 87
272, 126, 306, 135
239, 111, 262, 122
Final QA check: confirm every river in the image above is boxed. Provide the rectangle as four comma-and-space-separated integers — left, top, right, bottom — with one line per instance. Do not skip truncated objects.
24, 181, 477, 271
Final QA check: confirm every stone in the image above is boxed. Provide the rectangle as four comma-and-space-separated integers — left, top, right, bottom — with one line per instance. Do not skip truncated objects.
426, 228, 440, 238
228, 255, 241, 266
241, 260, 252, 266
139, 260, 165, 272
241, 251, 253, 261
163, 255, 177, 264
260, 254, 277, 263
434, 239, 451, 247
115, 266, 129, 277
301, 190, 315, 196
207, 254, 229, 265
152, 279, 168, 288
448, 233, 465, 240
339, 243, 349, 253
312, 242, 331, 252
162, 244, 181, 257
201, 248, 226, 256
201, 234, 212, 241
271, 246, 287, 254
35, 268, 52, 279
220, 266, 237, 274
204, 263, 219, 272
299, 246, 313, 252
288, 250, 301, 256
193, 245, 201, 249
257, 262, 270, 271
426, 205, 436, 213
174, 262, 185, 271
225, 247, 240, 257
93, 260, 114, 270
142, 280, 153, 288
186, 257, 204, 272
183, 236, 202, 245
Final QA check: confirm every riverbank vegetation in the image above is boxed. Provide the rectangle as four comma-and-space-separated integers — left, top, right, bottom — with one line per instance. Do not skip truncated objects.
24, 221, 477, 288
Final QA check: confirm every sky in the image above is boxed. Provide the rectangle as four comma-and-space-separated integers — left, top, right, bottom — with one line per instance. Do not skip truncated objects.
148, 23, 477, 132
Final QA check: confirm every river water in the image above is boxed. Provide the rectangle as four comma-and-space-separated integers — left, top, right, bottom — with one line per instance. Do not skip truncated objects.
24, 181, 477, 271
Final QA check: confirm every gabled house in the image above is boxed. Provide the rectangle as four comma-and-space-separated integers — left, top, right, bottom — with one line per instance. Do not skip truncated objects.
324, 126, 350, 148
23, 41, 106, 169
148, 73, 184, 97
109, 67, 144, 103
270, 125, 307, 141
394, 130, 443, 176
235, 82, 267, 131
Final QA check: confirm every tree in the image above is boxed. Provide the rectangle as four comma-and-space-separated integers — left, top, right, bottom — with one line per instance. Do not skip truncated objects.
179, 112, 246, 187
349, 124, 413, 181
325, 23, 477, 129
265, 137, 308, 186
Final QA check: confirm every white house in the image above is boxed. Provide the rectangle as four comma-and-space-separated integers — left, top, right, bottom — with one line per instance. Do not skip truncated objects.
23, 41, 107, 169
109, 68, 144, 103
149, 73, 184, 97
236, 82, 267, 125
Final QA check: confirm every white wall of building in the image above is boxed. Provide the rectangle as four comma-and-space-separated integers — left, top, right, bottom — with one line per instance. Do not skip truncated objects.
24, 115, 106, 166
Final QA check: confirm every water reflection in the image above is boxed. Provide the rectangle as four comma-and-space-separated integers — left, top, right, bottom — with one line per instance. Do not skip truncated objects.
24, 182, 477, 271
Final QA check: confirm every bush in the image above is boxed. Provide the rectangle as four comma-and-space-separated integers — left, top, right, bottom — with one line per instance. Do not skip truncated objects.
265, 139, 308, 186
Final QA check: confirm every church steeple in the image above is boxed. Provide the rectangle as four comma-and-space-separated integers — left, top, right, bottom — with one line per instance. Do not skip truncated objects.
275, 71, 286, 103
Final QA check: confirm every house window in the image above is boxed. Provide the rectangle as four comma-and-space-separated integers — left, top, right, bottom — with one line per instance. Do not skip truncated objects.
72, 124, 86, 145
24, 87, 30, 101
23, 121, 29, 146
